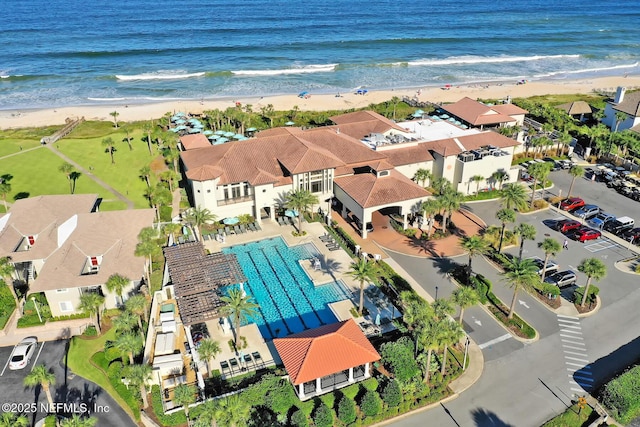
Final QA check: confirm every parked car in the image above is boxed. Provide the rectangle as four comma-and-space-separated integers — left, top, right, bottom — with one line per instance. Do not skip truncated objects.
621, 227, 640, 245
9, 337, 37, 370
573, 204, 600, 220
573, 227, 601, 242
587, 212, 616, 229
528, 256, 559, 276
558, 160, 575, 170
542, 157, 561, 171
560, 197, 585, 211
544, 270, 577, 288
603, 216, 635, 235
555, 219, 582, 233
354, 218, 374, 233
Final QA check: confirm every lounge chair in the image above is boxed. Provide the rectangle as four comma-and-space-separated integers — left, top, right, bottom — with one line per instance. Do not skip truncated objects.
229, 358, 239, 372
240, 224, 248, 233
225, 226, 233, 235
329, 246, 342, 251
319, 234, 333, 241
217, 228, 225, 236
220, 360, 229, 371
253, 222, 262, 231
247, 223, 256, 232
234, 225, 242, 234
251, 352, 263, 367
202, 233, 210, 241
178, 236, 185, 244
243, 353, 252, 364
277, 217, 284, 226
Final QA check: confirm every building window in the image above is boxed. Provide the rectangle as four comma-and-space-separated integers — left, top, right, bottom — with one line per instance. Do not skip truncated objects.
56, 288, 68, 293
59, 301, 73, 313
231, 186, 242, 199
207, 189, 211, 193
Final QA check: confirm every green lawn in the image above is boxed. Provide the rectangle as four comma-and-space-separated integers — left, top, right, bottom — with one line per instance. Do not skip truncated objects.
0, 148, 113, 202
542, 403, 598, 426
0, 126, 58, 157
67, 328, 139, 420
58, 123, 161, 209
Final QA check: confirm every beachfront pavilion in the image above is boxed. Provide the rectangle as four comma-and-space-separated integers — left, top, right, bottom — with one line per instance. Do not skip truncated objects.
179, 103, 525, 237
273, 319, 381, 400
438, 97, 528, 130
0, 194, 154, 316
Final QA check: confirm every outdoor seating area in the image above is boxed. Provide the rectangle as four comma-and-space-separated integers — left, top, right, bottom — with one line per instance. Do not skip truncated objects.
219, 351, 266, 376
319, 233, 342, 251
200, 221, 263, 241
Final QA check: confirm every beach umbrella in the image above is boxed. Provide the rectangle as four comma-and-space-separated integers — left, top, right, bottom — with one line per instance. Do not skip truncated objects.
224, 131, 235, 137
285, 121, 295, 126
412, 112, 423, 118
215, 137, 229, 144
246, 127, 257, 132
169, 128, 179, 133
415, 109, 424, 115
284, 209, 299, 218
215, 130, 226, 135
207, 134, 219, 140
176, 125, 188, 130
223, 217, 240, 225
237, 136, 248, 141
175, 112, 186, 116
203, 130, 214, 135
233, 134, 244, 139
189, 128, 201, 133
175, 119, 187, 125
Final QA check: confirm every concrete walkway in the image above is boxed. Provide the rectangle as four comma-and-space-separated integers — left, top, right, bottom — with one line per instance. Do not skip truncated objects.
45, 144, 135, 209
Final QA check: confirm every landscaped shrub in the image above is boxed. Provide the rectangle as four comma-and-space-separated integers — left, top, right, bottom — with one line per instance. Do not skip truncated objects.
151, 385, 187, 426
337, 395, 357, 424
381, 379, 402, 408
469, 275, 489, 303
482, 226, 517, 249
313, 403, 334, 427
535, 282, 561, 299
533, 199, 549, 209
82, 325, 98, 337
0, 283, 16, 329
264, 378, 297, 415
380, 337, 421, 383
573, 285, 599, 305
601, 364, 640, 424
360, 390, 382, 417
361, 377, 378, 391
159, 205, 172, 222
290, 409, 309, 427
340, 383, 360, 400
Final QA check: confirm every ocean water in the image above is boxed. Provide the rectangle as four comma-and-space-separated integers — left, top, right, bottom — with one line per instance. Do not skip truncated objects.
1, 0, 639, 109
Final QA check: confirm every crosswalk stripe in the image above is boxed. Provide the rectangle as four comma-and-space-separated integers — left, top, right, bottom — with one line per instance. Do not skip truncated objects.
557, 314, 579, 320
566, 362, 587, 367
558, 324, 581, 329
561, 334, 583, 340
564, 350, 588, 357
565, 356, 589, 363
572, 375, 594, 383
563, 344, 586, 351
561, 329, 583, 334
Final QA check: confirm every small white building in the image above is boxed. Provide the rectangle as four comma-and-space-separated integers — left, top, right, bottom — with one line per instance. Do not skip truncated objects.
603, 87, 640, 132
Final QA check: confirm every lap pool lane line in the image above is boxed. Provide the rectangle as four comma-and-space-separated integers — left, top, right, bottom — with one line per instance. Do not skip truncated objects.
557, 314, 594, 394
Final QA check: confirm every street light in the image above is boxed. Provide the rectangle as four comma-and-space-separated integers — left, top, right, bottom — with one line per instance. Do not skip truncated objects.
31, 296, 42, 323
435, 286, 439, 300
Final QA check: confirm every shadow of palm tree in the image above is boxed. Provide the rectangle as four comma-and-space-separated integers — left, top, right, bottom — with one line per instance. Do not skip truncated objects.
316, 255, 342, 283
431, 257, 463, 277
404, 235, 438, 257
470, 408, 515, 427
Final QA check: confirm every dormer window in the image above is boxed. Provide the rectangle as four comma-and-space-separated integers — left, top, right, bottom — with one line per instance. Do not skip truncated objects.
14, 235, 37, 252
378, 170, 390, 177
28, 235, 36, 245
83, 255, 102, 275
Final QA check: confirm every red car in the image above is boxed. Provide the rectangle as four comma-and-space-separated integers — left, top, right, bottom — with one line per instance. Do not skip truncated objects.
573, 227, 601, 242
560, 197, 585, 211
555, 219, 582, 233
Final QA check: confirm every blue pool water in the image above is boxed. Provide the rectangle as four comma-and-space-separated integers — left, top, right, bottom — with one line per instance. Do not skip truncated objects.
222, 237, 352, 340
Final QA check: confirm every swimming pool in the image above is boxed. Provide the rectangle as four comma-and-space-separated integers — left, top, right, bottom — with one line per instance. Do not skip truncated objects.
222, 237, 352, 340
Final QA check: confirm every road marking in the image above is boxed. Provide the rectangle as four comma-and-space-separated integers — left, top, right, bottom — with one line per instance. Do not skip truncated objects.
565, 356, 589, 363
566, 362, 586, 367
558, 323, 581, 329
31, 342, 45, 371
563, 344, 586, 351
564, 350, 588, 357
561, 334, 583, 341
518, 300, 530, 309
571, 387, 586, 393
478, 333, 512, 349
562, 339, 585, 346
567, 367, 578, 372
557, 314, 579, 321
572, 375, 594, 383
557, 315, 594, 392
561, 329, 583, 334
0, 352, 10, 376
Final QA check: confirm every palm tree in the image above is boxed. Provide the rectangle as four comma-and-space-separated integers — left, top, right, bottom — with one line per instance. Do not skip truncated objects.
59, 414, 98, 427
139, 165, 152, 188
528, 162, 552, 209
514, 223, 537, 261
70, 171, 81, 194
567, 165, 584, 198
125, 294, 148, 328
431, 177, 452, 195
0, 412, 28, 427
59, 162, 76, 194
420, 198, 440, 238
220, 288, 259, 346
216, 394, 252, 427
491, 170, 508, 190
390, 96, 400, 121
163, 222, 182, 243
470, 175, 484, 195
496, 208, 516, 253
142, 121, 154, 155
414, 168, 432, 188
452, 286, 478, 325
502, 258, 539, 319
416, 318, 439, 384
0, 181, 12, 211
78, 292, 105, 334
114, 332, 143, 365
102, 137, 116, 164
136, 227, 160, 285
124, 363, 152, 409
555, 132, 572, 156
113, 310, 138, 335
122, 125, 134, 151
109, 111, 119, 128
577, 258, 607, 307
0, 256, 18, 304
173, 383, 197, 419
184, 207, 217, 242
459, 236, 490, 285
438, 189, 464, 230
539, 238, 562, 281
197, 338, 221, 375
348, 258, 380, 316
501, 183, 528, 211
438, 318, 465, 375
105, 273, 130, 306
24, 364, 56, 407
284, 189, 319, 235
260, 104, 275, 127
613, 111, 628, 133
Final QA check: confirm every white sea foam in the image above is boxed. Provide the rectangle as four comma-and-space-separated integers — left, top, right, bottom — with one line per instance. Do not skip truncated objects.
87, 97, 127, 101
115, 72, 206, 81
407, 54, 580, 67
232, 64, 337, 76
535, 62, 639, 78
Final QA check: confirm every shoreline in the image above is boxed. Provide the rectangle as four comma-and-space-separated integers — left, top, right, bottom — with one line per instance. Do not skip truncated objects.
1, 75, 640, 130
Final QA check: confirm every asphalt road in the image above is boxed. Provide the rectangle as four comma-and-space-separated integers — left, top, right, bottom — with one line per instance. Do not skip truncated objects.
387, 168, 640, 426
0, 339, 135, 427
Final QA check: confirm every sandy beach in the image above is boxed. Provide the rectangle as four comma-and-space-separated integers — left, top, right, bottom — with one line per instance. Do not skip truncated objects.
1, 76, 639, 130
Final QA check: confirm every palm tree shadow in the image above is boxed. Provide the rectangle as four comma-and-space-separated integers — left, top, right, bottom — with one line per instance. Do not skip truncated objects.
316, 255, 342, 282
404, 233, 438, 257
470, 408, 515, 426
431, 257, 463, 278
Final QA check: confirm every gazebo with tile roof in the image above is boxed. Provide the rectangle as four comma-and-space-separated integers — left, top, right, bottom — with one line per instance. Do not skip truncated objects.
273, 319, 380, 400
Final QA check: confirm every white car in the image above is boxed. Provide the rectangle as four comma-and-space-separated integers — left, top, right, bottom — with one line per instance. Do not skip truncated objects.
9, 337, 37, 370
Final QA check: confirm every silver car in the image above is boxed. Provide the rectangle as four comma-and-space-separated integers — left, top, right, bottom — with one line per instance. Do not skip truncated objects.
9, 337, 37, 370
574, 204, 600, 220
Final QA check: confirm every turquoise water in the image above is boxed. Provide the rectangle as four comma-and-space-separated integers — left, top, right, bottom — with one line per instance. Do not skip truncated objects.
222, 237, 352, 340
2, 0, 640, 109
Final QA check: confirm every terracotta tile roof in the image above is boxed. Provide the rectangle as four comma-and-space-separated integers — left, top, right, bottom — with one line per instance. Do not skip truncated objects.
610, 91, 640, 117
0, 194, 99, 263
29, 209, 155, 292
457, 131, 519, 150
383, 145, 434, 166
423, 139, 464, 156
328, 110, 408, 139
556, 101, 593, 116
491, 103, 528, 115
273, 319, 380, 385
442, 97, 517, 126
334, 170, 430, 208
367, 159, 395, 171
180, 134, 212, 150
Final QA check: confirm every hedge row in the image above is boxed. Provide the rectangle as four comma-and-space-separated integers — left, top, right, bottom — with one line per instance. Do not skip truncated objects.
601, 364, 640, 424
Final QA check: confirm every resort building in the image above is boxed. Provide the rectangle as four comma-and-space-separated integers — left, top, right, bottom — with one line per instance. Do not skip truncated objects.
556, 100, 593, 122
179, 98, 524, 238
273, 319, 381, 400
0, 194, 155, 317
603, 87, 640, 133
